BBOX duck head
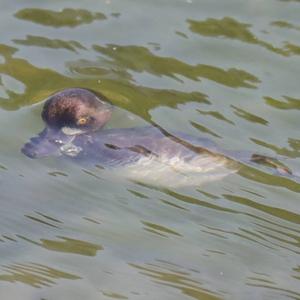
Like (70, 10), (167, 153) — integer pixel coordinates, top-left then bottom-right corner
(22, 88), (113, 158)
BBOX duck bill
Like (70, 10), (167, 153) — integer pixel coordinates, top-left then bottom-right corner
(21, 127), (73, 159)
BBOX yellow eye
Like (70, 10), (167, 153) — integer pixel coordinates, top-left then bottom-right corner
(78, 117), (88, 125)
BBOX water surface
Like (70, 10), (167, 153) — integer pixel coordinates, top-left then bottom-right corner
(0, 0), (300, 299)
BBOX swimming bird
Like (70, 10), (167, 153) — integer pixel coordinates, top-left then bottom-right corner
(21, 88), (293, 186)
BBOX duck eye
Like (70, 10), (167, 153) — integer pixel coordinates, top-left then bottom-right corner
(78, 117), (88, 125)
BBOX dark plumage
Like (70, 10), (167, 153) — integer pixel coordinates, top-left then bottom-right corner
(21, 88), (295, 186)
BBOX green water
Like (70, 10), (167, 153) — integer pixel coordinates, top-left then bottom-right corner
(0, 0), (300, 299)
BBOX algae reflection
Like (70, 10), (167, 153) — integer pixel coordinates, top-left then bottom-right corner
(0, 262), (80, 288)
(0, 43), (209, 116)
(18, 234), (103, 256)
(130, 262), (222, 300)
(93, 44), (260, 89)
(15, 8), (106, 28)
(188, 17), (300, 57)
(13, 35), (86, 53)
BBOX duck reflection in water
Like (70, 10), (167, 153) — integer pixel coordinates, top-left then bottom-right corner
(22, 88), (295, 186)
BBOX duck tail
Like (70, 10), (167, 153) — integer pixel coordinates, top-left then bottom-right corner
(250, 154), (293, 177)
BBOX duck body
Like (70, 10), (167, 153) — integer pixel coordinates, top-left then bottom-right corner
(22, 88), (294, 186)
(70, 126), (235, 185)
(69, 126), (218, 165)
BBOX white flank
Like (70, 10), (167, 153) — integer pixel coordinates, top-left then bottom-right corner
(116, 153), (237, 187)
